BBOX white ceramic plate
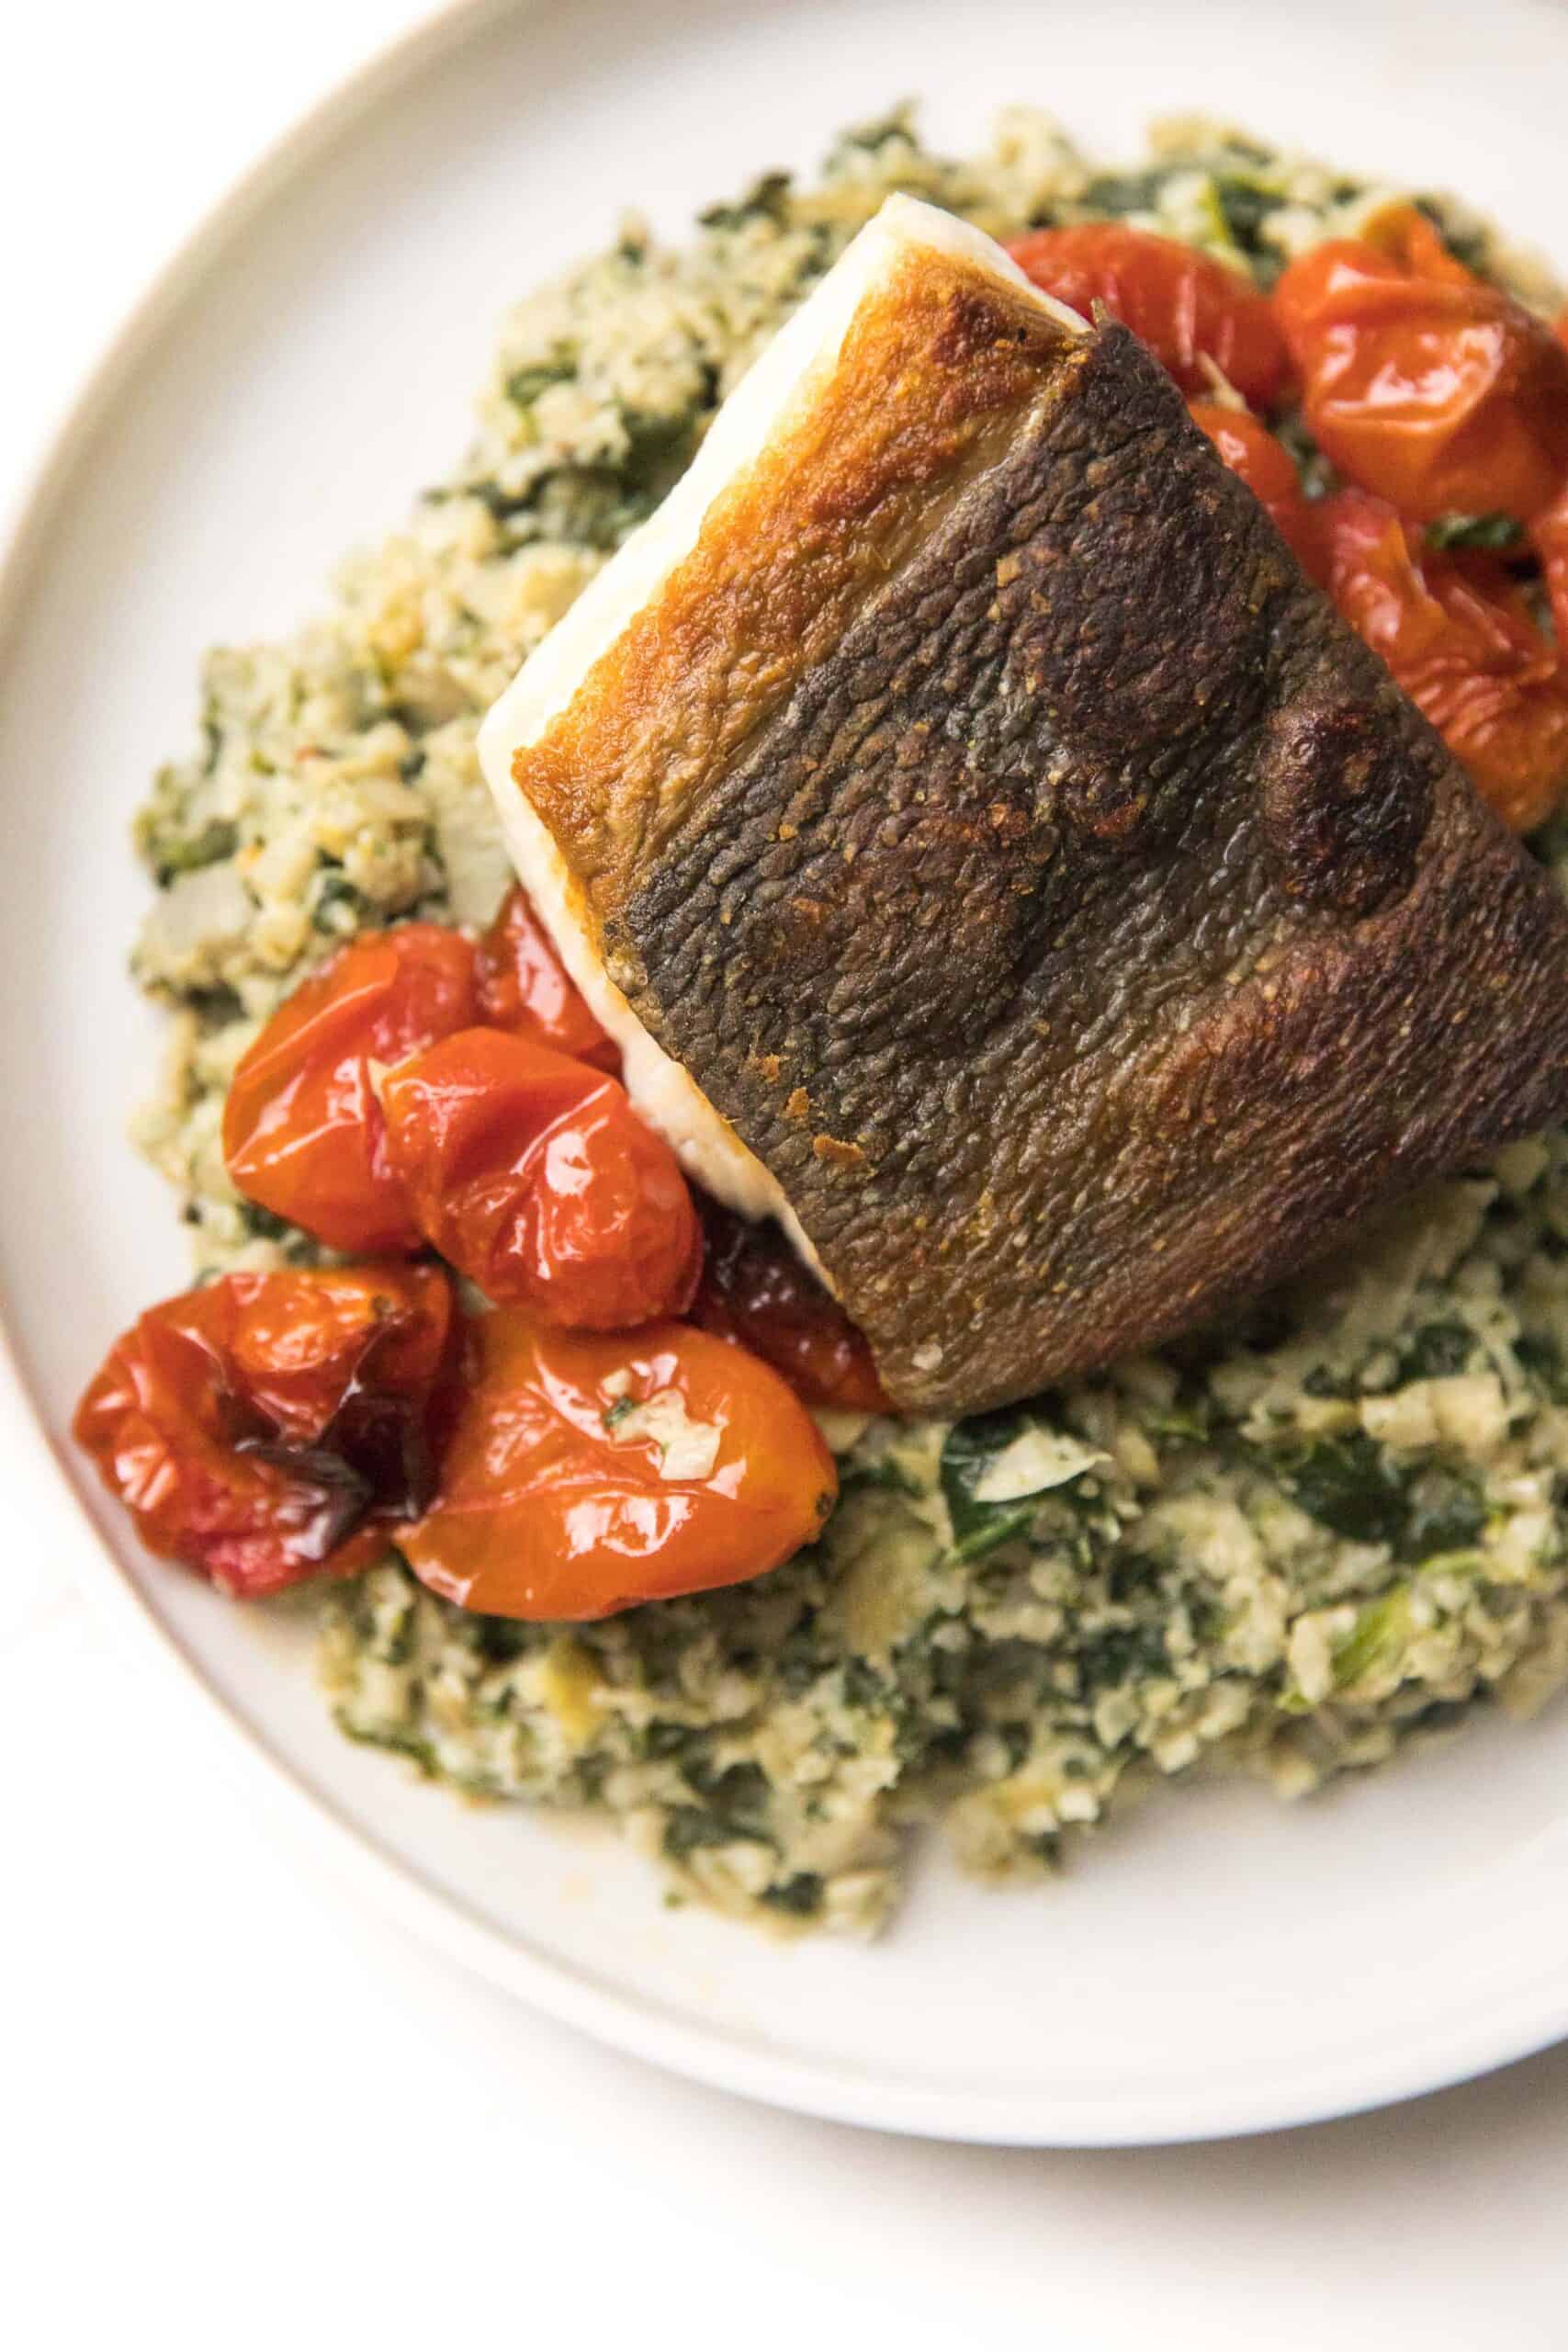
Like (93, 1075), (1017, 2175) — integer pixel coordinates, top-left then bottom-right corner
(8, 0), (1568, 2147)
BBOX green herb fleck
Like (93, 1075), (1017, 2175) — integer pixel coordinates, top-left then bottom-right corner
(1400, 1321), (1475, 1379)
(1425, 513), (1525, 552)
(699, 172), (793, 232)
(1278, 1430), (1410, 1549)
(760, 1872), (824, 1918)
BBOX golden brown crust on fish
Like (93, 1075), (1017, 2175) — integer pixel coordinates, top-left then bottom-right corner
(509, 313), (1568, 1415)
(514, 250), (1084, 930)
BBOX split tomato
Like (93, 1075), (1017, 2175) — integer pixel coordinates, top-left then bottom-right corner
(691, 1196), (890, 1413)
(400, 1311), (838, 1619)
(382, 1026), (702, 1329)
(73, 1264), (457, 1597)
(1272, 204), (1568, 523)
(1315, 488), (1568, 833)
(1007, 221), (1292, 406)
(475, 882), (619, 1074)
(223, 923), (479, 1253)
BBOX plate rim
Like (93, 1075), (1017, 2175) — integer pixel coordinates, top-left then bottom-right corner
(8, 0), (1568, 2146)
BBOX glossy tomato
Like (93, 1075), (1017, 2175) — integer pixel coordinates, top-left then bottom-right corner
(73, 1264), (457, 1597)
(1272, 204), (1568, 523)
(1007, 222), (1292, 406)
(400, 1310), (838, 1619)
(382, 1026), (702, 1329)
(691, 1196), (890, 1413)
(1316, 488), (1568, 832)
(1187, 401), (1325, 579)
(223, 923), (479, 1253)
(475, 881), (619, 1074)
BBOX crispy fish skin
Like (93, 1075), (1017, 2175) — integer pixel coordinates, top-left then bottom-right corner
(510, 288), (1568, 1414)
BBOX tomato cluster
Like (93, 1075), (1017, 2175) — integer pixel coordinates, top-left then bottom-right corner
(1011, 210), (1568, 834)
(77, 883), (863, 1618)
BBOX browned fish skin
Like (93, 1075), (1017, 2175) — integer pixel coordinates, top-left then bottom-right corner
(515, 317), (1568, 1415)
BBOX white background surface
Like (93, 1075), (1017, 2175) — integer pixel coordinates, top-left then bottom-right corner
(6, 3), (1568, 2344)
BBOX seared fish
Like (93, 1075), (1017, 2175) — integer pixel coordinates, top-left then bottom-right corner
(479, 195), (1568, 1416)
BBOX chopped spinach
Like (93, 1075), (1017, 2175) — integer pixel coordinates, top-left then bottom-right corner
(1400, 1321), (1476, 1379)
(470, 1616), (534, 1667)
(311, 869), (367, 929)
(940, 1411), (1045, 1560)
(1516, 1332), (1568, 1399)
(1404, 1475), (1485, 1558)
(662, 1806), (771, 1860)
(1425, 513), (1525, 552)
(700, 172), (794, 232)
(1279, 1429), (1485, 1563)
(1213, 175), (1281, 254)
(1077, 169), (1168, 219)
(238, 1202), (297, 1245)
(1331, 1585), (1412, 1690)
(504, 351), (578, 409)
(150, 817), (239, 888)
(1277, 1430), (1411, 1548)
(1077, 1622), (1170, 1694)
(829, 110), (915, 160)
(760, 1872), (825, 1918)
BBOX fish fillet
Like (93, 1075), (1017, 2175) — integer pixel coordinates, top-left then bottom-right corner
(479, 194), (1568, 1415)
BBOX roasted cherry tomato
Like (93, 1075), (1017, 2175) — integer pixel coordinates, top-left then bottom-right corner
(223, 923), (479, 1254)
(73, 1265), (457, 1597)
(691, 1196), (890, 1413)
(475, 882), (619, 1074)
(1007, 222), (1292, 406)
(1316, 488), (1568, 832)
(400, 1310), (838, 1619)
(1272, 204), (1568, 523)
(382, 1026), (702, 1329)
(1187, 400), (1325, 579)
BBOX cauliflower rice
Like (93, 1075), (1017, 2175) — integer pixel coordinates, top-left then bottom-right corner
(130, 110), (1568, 1934)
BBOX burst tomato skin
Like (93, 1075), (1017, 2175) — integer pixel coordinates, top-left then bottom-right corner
(400, 1311), (838, 1620)
(1316, 487), (1568, 832)
(72, 1264), (457, 1597)
(223, 924), (479, 1254)
(1272, 204), (1568, 523)
(382, 1026), (702, 1329)
(1186, 400), (1325, 579)
(1007, 222), (1292, 405)
(475, 882), (619, 1074)
(690, 1197), (890, 1413)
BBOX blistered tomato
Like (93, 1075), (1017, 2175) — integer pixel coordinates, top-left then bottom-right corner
(382, 1026), (702, 1329)
(223, 924), (479, 1253)
(1272, 204), (1568, 522)
(691, 1197), (890, 1413)
(400, 1310), (838, 1619)
(1187, 400), (1325, 579)
(475, 882), (619, 1074)
(1317, 488), (1568, 832)
(1007, 222), (1292, 406)
(72, 1264), (457, 1596)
